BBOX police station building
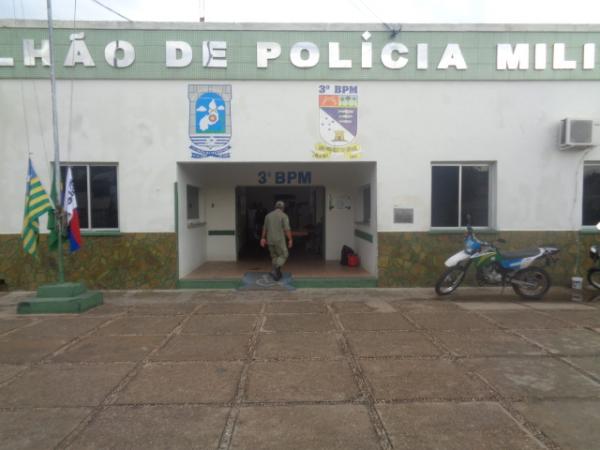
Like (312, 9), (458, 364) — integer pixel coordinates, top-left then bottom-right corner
(1, 21), (600, 290)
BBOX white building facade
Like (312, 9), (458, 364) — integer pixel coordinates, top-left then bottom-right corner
(1, 21), (599, 289)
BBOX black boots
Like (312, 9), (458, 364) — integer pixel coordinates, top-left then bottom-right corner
(271, 266), (282, 281)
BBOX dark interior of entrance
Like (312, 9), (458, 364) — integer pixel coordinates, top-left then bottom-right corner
(236, 186), (325, 261)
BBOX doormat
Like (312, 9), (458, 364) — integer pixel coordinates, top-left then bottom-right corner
(237, 272), (295, 291)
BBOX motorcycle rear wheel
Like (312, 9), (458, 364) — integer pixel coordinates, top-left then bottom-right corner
(511, 267), (550, 300)
(588, 268), (600, 290)
(435, 267), (467, 296)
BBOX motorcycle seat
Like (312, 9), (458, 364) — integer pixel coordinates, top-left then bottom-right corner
(501, 248), (541, 259)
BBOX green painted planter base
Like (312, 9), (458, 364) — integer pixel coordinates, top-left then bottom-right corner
(17, 283), (103, 314)
(37, 282), (87, 298)
(177, 277), (377, 290)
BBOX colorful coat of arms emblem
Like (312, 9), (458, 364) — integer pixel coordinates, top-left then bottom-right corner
(188, 85), (232, 158)
(314, 84), (361, 159)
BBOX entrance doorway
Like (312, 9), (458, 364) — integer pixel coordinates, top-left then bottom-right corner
(235, 186), (325, 262)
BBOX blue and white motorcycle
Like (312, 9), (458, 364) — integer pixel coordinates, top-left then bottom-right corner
(435, 225), (560, 299)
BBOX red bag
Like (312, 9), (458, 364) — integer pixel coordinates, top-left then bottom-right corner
(347, 254), (360, 267)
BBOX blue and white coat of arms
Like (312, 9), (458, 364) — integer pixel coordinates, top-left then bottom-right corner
(188, 85), (232, 158)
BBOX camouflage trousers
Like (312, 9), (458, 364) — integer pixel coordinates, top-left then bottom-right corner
(268, 241), (289, 268)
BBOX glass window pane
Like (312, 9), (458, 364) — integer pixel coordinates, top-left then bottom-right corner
(431, 166), (459, 227)
(90, 166), (118, 228)
(60, 165), (88, 228)
(363, 185), (371, 223)
(583, 165), (600, 226)
(187, 185), (199, 220)
(461, 166), (489, 227)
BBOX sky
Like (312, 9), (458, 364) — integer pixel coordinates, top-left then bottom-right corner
(1, 0), (600, 24)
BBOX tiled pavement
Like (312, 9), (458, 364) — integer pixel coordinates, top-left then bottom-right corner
(0, 288), (599, 449)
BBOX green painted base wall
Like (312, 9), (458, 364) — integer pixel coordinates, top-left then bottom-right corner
(0, 233), (177, 290)
(378, 231), (597, 288)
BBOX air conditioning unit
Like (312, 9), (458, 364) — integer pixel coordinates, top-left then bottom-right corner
(559, 118), (599, 150)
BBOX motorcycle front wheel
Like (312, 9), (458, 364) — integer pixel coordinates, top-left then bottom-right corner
(588, 268), (600, 290)
(511, 267), (550, 299)
(435, 266), (467, 296)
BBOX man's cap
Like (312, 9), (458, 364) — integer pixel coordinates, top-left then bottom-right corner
(275, 200), (285, 209)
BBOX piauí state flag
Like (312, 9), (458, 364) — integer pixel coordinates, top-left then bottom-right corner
(22, 159), (53, 255)
(63, 167), (82, 252)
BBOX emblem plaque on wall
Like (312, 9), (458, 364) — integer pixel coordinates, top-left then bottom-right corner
(314, 84), (361, 159)
(188, 84), (232, 159)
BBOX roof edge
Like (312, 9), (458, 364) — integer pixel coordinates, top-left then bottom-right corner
(2, 20), (600, 32)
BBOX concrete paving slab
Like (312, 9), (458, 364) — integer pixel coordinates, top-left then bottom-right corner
(0, 407), (91, 450)
(151, 334), (251, 361)
(329, 301), (379, 313)
(262, 314), (335, 333)
(364, 299), (396, 313)
(245, 360), (359, 402)
(52, 335), (163, 363)
(66, 405), (229, 450)
(0, 364), (26, 383)
(518, 329), (600, 356)
(265, 301), (327, 314)
(387, 299), (461, 312)
(126, 291), (189, 302)
(480, 311), (573, 329)
(455, 302), (529, 311)
(361, 359), (493, 401)
(0, 337), (69, 364)
(82, 303), (129, 315)
(377, 401), (545, 450)
(523, 302), (595, 311)
(0, 306), (18, 318)
(197, 302), (263, 314)
(255, 332), (343, 359)
(230, 404), (380, 450)
(543, 310), (600, 328)
(116, 361), (243, 404)
(514, 400), (600, 450)
(0, 363), (134, 407)
(346, 331), (443, 357)
(0, 318), (33, 334)
(433, 330), (546, 357)
(337, 312), (414, 331)
(405, 311), (499, 331)
(564, 356), (600, 379)
(464, 357), (600, 399)
(126, 303), (197, 315)
(9, 317), (108, 338)
(94, 316), (182, 336)
(182, 314), (258, 334)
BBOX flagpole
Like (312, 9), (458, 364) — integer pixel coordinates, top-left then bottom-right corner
(46, 0), (65, 283)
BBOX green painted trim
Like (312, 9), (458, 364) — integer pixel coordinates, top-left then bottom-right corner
(177, 279), (241, 289)
(354, 229), (373, 243)
(293, 277), (378, 288)
(579, 228), (600, 234)
(208, 230), (235, 236)
(174, 182), (180, 281)
(80, 230), (122, 237)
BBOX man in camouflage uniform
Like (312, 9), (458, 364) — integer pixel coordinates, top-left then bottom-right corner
(260, 200), (293, 281)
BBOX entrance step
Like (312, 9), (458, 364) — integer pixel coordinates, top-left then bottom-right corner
(177, 276), (377, 289)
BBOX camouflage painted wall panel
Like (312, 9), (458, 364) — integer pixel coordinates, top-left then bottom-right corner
(378, 231), (596, 288)
(0, 233), (177, 290)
